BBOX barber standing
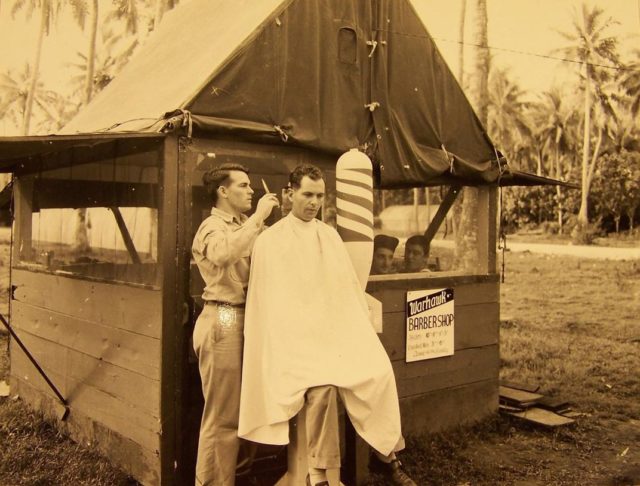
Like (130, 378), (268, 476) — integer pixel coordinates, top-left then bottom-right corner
(191, 163), (279, 486)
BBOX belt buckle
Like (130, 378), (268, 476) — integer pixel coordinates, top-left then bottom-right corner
(216, 302), (237, 330)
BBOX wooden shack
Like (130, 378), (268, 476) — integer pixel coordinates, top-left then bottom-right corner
(0, 1), (559, 484)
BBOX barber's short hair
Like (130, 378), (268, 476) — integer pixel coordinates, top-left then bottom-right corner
(289, 163), (324, 189)
(202, 163), (249, 204)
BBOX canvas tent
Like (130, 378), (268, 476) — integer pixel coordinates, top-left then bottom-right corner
(55, 0), (551, 189)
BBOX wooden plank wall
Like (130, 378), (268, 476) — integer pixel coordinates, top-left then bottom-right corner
(9, 268), (162, 485)
(367, 275), (500, 434)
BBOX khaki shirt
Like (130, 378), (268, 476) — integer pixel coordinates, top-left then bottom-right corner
(192, 207), (263, 304)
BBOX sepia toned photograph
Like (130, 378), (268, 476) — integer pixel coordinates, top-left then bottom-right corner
(0, 1), (638, 485)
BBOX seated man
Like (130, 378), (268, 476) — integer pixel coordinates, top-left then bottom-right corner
(239, 164), (415, 486)
(370, 234), (399, 275)
(402, 234), (431, 273)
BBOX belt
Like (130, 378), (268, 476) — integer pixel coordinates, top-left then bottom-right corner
(205, 300), (245, 309)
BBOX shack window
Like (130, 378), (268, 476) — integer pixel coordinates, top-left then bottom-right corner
(13, 156), (160, 288)
(371, 187), (474, 276)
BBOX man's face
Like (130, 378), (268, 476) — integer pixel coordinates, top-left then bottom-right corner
(372, 247), (395, 274)
(221, 170), (254, 213)
(290, 176), (325, 222)
(404, 244), (427, 272)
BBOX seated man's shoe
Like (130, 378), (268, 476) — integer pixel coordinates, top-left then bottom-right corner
(371, 457), (417, 486)
(306, 474), (330, 486)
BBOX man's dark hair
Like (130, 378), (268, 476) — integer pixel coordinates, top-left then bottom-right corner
(202, 163), (249, 205)
(405, 234), (429, 256)
(289, 163), (324, 189)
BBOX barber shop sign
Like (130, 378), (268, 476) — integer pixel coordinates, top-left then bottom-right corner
(405, 288), (455, 362)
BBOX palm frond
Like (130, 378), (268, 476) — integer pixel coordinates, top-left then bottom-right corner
(69, 0), (89, 29)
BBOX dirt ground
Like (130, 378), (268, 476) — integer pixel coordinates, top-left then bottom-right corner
(1, 243), (639, 485)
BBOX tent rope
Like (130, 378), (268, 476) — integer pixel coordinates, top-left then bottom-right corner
(364, 102), (380, 112)
(181, 110), (193, 138)
(366, 40), (378, 57)
(273, 125), (289, 142)
(441, 144), (454, 174)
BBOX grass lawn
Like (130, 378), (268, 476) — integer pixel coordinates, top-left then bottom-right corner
(1, 245), (639, 485)
(369, 251), (640, 485)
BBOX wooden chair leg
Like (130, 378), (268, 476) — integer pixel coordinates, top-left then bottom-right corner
(275, 408), (344, 486)
(343, 417), (370, 486)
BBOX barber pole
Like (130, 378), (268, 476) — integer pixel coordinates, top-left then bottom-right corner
(336, 149), (383, 333)
(336, 148), (374, 289)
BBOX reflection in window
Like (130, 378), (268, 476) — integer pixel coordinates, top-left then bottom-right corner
(372, 187), (462, 275)
(15, 158), (160, 287)
(27, 207), (158, 285)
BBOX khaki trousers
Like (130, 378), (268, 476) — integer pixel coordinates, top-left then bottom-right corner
(193, 303), (245, 486)
(305, 385), (341, 469)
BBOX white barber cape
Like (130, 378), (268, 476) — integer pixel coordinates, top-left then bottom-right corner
(238, 213), (403, 456)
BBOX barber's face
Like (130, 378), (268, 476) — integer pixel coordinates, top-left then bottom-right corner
(404, 244), (427, 272)
(290, 176), (325, 222)
(372, 247), (394, 274)
(219, 170), (254, 213)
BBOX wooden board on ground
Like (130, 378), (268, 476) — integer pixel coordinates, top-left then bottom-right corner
(499, 380), (541, 393)
(505, 406), (575, 427)
(537, 396), (572, 412)
(499, 385), (544, 405)
(499, 403), (524, 413)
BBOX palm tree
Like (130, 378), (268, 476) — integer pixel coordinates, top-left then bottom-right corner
(110, 0), (142, 35)
(621, 49), (640, 117)
(455, 0), (489, 271)
(0, 63), (59, 132)
(83, 0), (99, 104)
(531, 88), (579, 232)
(556, 3), (620, 230)
(457, 0), (467, 85)
(11, 0), (62, 134)
(68, 23), (139, 100)
(487, 68), (531, 165)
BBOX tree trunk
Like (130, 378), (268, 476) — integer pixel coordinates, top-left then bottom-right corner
(413, 188), (420, 233)
(83, 0), (99, 105)
(614, 215), (620, 233)
(555, 146), (563, 233)
(536, 147), (543, 176)
(458, 0), (467, 85)
(73, 208), (91, 254)
(455, 0), (488, 271)
(22, 6), (47, 135)
(578, 63), (591, 226)
(424, 187), (431, 227)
